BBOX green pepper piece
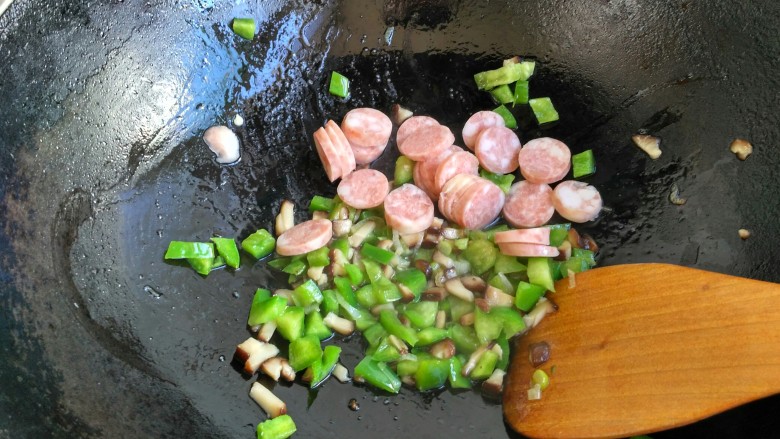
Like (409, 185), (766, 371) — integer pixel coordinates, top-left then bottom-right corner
(489, 84), (514, 104)
(331, 238), (350, 260)
(281, 258), (307, 276)
(333, 276), (358, 307)
(372, 277), (401, 304)
(394, 155), (415, 186)
(344, 263), (365, 286)
(308, 345), (341, 388)
(241, 229), (276, 260)
(565, 256), (591, 273)
(470, 349), (499, 380)
(369, 337), (401, 362)
(414, 247), (434, 262)
(547, 223), (571, 247)
(329, 71), (350, 98)
(362, 259), (383, 283)
(353, 356), (401, 393)
(305, 311), (333, 341)
(288, 335), (323, 371)
(490, 307), (527, 337)
(513, 80), (529, 105)
(248, 293), (287, 326)
(448, 356), (472, 389)
(379, 310), (418, 347)
(572, 149), (596, 179)
(572, 248), (597, 267)
(309, 195), (334, 212)
(402, 301), (438, 329)
(361, 243), (395, 265)
(210, 238), (240, 268)
(415, 357), (450, 391)
(165, 241), (215, 259)
(362, 323), (388, 347)
(448, 296), (475, 323)
(292, 279), (323, 308)
(551, 260), (566, 281)
(515, 281), (546, 312)
(396, 357), (419, 377)
(416, 327), (449, 346)
(355, 284), (377, 309)
(461, 239), (498, 275)
(479, 169), (515, 194)
(276, 306), (305, 341)
(256, 414), (296, 439)
(528, 257), (555, 292)
(395, 268), (426, 299)
(493, 104), (517, 129)
(306, 246), (330, 267)
(334, 291), (372, 323)
(231, 18), (256, 40)
(495, 332), (510, 371)
(449, 324), (480, 355)
(474, 307), (503, 344)
(493, 253), (527, 274)
(320, 289), (339, 316)
(529, 97), (560, 125)
(474, 62), (534, 90)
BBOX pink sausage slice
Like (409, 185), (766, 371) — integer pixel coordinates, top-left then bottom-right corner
(497, 242), (560, 258)
(324, 120), (356, 177)
(337, 169), (390, 209)
(384, 184), (435, 234)
(350, 141), (387, 165)
(277, 219), (334, 256)
(494, 227), (551, 245)
(341, 108), (392, 148)
(396, 116), (439, 147)
(438, 173), (480, 225)
(475, 126), (522, 174)
(502, 181), (555, 228)
(415, 145), (461, 200)
(434, 150), (479, 193)
(453, 177), (505, 230)
(313, 127), (341, 182)
(462, 111), (505, 150)
(398, 124), (455, 162)
(552, 180), (603, 223)
(518, 137), (571, 184)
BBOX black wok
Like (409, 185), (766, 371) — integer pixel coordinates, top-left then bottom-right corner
(1, 0), (779, 437)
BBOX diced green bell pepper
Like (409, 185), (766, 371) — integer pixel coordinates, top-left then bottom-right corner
(256, 414), (296, 439)
(461, 239), (498, 275)
(165, 241), (215, 259)
(529, 97), (559, 125)
(515, 281), (546, 312)
(308, 345), (341, 388)
(354, 356), (401, 393)
(309, 195), (334, 212)
(276, 306), (305, 341)
(470, 349), (499, 380)
(479, 169), (515, 194)
(528, 257), (555, 292)
(493, 104), (517, 129)
(416, 327), (449, 346)
(210, 237), (240, 268)
(288, 335), (323, 371)
(449, 324), (480, 355)
(306, 246), (330, 267)
(305, 311), (333, 340)
(493, 253), (527, 274)
(415, 358), (450, 391)
(361, 243), (395, 265)
(513, 80), (529, 105)
(241, 229), (276, 259)
(329, 71), (350, 98)
(448, 356), (472, 389)
(379, 310), (418, 347)
(402, 301), (438, 329)
(394, 156), (415, 186)
(395, 268), (427, 299)
(248, 292), (287, 326)
(292, 280), (323, 308)
(490, 84), (514, 104)
(231, 18), (256, 40)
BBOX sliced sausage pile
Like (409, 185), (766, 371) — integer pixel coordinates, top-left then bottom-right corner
(306, 106), (603, 256)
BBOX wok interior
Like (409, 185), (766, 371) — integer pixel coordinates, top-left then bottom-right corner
(0, 0), (778, 437)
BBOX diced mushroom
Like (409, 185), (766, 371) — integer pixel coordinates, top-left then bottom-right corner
(485, 286), (514, 308)
(203, 125), (241, 164)
(332, 219), (353, 237)
(528, 341), (551, 367)
(430, 339), (456, 359)
(257, 322), (277, 342)
(387, 335), (409, 355)
(382, 264), (395, 278)
(435, 310), (447, 329)
(260, 357), (285, 381)
(249, 381), (287, 418)
(523, 297), (558, 329)
(349, 220), (376, 247)
(739, 228), (751, 240)
(555, 240), (572, 261)
(422, 232), (440, 248)
(503, 56), (521, 66)
(421, 286), (447, 301)
(441, 227), (465, 240)
(400, 231), (424, 248)
(332, 363), (351, 383)
(568, 269), (577, 288)
(632, 134), (662, 159)
(307, 265), (325, 281)
(433, 251), (455, 268)
(430, 217), (444, 230)
(730, 138), (753, 160)
(274, 289), (295, 305)
(444, 277), (475, 302)
(235, 338), (281, 375)
(312, 210), (328, 220)
(324, 312), (356, 335)
(474, 298), (491, 313)
(459, 275), (487, 293)
(462, 345), (488, 377)
(481, 369), (506, 399)
(371, 303), (395, 316)
(401, 376), (416, 387)
(459, 312), (475, 326)
(329, 248), (348, 277)
(275, 200), (295, 236)
(391, 104), (414, 125)
(398, 283), (416, 303)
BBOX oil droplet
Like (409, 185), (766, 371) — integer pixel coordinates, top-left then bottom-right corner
(144, 285), (163, 298)
(218, 355), (226, 362)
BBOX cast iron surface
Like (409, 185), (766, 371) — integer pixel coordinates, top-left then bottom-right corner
(1, 0), (778, 438)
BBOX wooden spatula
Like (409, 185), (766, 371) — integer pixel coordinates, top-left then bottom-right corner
(504, 263), (780, 439)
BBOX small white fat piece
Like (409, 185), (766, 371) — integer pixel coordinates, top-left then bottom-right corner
(233, 114), (244, 127)
(203, 125), (240, 164)
(632, 134), (662, 159)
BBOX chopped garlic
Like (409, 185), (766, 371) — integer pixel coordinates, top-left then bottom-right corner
(203, 125), (240, 164)
(738, 229), (751, 240)
(632, 134), (662, 159)
(730, 138), (752, 160)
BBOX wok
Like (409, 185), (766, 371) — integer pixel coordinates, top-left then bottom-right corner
(1, 0), (778, 437)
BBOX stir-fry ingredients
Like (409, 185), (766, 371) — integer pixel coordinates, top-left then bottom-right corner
(571, 149), (596, 179)
(329, 71), (350, 98)
(668, 183), (687, 205)
(232, 18), (257, 40)
(632, 134), (662, 159)
(729, 138), (753, 161)
(739, 228), (751, 240)
(255, 414), (296, 439)
(528, 97), (559, 125)
(203, 125), (241, 164)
